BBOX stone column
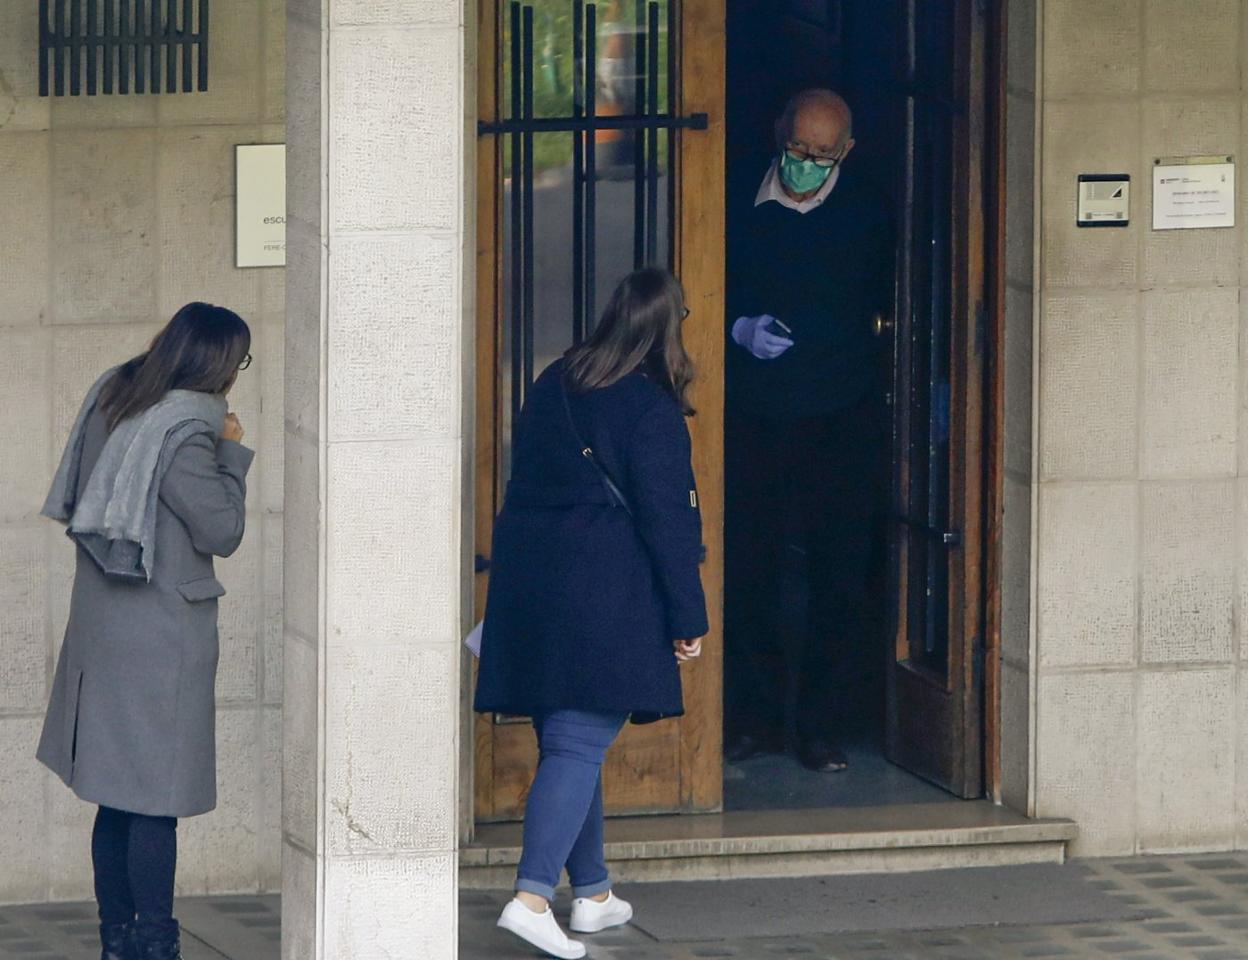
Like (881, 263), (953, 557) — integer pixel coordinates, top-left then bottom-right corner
(284, 1), (470, 956)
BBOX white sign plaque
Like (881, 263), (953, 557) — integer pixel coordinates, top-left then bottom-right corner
(236, 144), (287, 267)
(1152, 155), (1235, 231)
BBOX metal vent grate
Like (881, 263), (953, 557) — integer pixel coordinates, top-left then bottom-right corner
(39, 0), (209, 97)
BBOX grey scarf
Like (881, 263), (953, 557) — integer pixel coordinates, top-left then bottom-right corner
(43, 368), (228, 582)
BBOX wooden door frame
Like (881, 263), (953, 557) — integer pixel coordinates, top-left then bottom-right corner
(466, 0), (1010, 832)
(885, 0), (1012, 800)
(673, 0), (727, 813)
(469, 0), (727, 825)
(472, 0), (502, 828)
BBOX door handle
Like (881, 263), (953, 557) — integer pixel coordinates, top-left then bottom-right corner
(475, 553), (491, 573)
(894, 515), (961, 548)
(872, 312), (895, 337)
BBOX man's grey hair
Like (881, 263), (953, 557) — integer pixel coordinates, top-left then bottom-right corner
(775, 88), (854, 150)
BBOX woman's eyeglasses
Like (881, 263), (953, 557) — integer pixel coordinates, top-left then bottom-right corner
(681, 306), (691, 320)
(784, 142), (847, 169)
(238, 353), (253, 371)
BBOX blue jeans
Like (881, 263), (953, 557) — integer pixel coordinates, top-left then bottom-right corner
(515, 710), (628, 901)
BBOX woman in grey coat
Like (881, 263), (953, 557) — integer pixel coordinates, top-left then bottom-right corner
(37, 303), (254, 960)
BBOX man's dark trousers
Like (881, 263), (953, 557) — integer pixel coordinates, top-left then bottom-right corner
(724, 394), (883, 747)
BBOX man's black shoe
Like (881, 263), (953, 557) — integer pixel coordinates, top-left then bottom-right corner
(797, 738), (849, 773)
(724, 730), (783, 763)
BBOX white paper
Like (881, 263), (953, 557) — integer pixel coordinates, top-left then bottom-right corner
(1153, 158), (1235, 231)
(464, 620), (484, 658)
(236, 144), (287, 267)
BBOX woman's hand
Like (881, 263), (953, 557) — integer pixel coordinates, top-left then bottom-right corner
(673, 637), (703, 662)
(222, 413), (245, 443)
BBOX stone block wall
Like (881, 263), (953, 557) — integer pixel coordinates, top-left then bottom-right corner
(1033, 0), (1248, 856)
(0, 1), (285, 902)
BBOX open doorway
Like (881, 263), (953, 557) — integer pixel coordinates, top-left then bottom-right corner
(471, 0), (996, 826)
(721, 0), (992, 811)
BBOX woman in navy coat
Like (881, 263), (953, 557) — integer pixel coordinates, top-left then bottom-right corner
(475, 268), (708, 959)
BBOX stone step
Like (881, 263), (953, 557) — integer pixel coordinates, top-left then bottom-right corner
(460, 801), (1077, 888)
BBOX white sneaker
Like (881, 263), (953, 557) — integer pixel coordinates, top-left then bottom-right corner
(569, 891), (634, 934)
(497, 898), (587, 959)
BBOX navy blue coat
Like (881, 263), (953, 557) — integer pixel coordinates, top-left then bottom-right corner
(474, 360), (709, 722)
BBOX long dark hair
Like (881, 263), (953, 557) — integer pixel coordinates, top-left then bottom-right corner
(98, 302), (251, 432)
(564, 268), (696, 414)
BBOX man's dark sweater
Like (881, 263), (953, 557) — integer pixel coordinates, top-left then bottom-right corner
(727, 168), (895, 419)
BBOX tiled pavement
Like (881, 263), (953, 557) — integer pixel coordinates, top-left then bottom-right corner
(6, 855), (1248, 959)
(0, 897), (281, 960)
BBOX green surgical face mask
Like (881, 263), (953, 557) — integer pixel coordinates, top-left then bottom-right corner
(779, 150), (834, 194)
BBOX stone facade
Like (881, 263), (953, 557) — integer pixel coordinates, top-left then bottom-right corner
(6, 0), (1248, 948)
(0, 0), (285, 904)
(1032, 0), (1248, 856)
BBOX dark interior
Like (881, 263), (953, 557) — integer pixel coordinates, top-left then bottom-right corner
(722, 0), (951, 810)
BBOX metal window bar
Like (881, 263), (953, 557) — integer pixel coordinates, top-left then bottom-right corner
(632, 0), (647, 269)
(480, 112), (704, 135)
(509, 1), (523, 433)
(134, 0), (145, 92)
(70, 0), (80, 96)
(86, 0), (97, 94)
(147, 0), (159, 93)
(521, 6), (536, 397)
(166, 0), (178, 92)
(645, 1), (660, 264)
(101, 0), (113, 91)
(39, 0), (208, 96)
(584, 1), (598, 337)
(486, 0), (708, 428)
(571, 0), (586, 345)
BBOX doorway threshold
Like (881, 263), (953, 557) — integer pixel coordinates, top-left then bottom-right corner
(461, 801), (1077, 888)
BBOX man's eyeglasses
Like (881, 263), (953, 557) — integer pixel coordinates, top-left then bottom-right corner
(784, 142), (847, 169)
(238, 353), (253, 371)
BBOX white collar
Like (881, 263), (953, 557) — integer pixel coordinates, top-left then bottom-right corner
(754, 158), (841, 213)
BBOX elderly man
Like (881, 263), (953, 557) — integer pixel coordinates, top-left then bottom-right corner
(725, 88), (894, 774)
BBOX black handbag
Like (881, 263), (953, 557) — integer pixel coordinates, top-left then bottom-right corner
(560, 376), (633, 517)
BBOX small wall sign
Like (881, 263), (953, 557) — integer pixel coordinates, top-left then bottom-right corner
(1152, 155), (1235, 231)
(1077, 174), (1130, 227)
(236, 144), (287, 268)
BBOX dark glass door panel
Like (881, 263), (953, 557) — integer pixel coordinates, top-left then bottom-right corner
(903, 96), (955, 672)
(885, 0), (986, 799)
(896, 0), (958, 677)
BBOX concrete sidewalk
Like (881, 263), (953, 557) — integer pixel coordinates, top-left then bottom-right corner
(462, 853), (1248, 959)
(3, 854), (1248, 959)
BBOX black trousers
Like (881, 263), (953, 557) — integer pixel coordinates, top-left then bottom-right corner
(724, 398), (885, 743)
(92, 806), (179, 941)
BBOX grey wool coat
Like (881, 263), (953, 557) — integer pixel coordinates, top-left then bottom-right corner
(37, 404), (253, 818)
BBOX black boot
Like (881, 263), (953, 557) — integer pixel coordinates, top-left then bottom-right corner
(99, 922), (136, 960)
(134, 920), (182, 960)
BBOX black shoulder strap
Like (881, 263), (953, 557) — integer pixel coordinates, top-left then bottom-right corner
(560, 375), (633, 517)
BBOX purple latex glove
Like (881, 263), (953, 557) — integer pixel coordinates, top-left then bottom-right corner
(732, 314), (794, 360)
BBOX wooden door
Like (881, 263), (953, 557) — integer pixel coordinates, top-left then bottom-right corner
(883, 0), (989, 798)
(473, 0), (725, 822)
